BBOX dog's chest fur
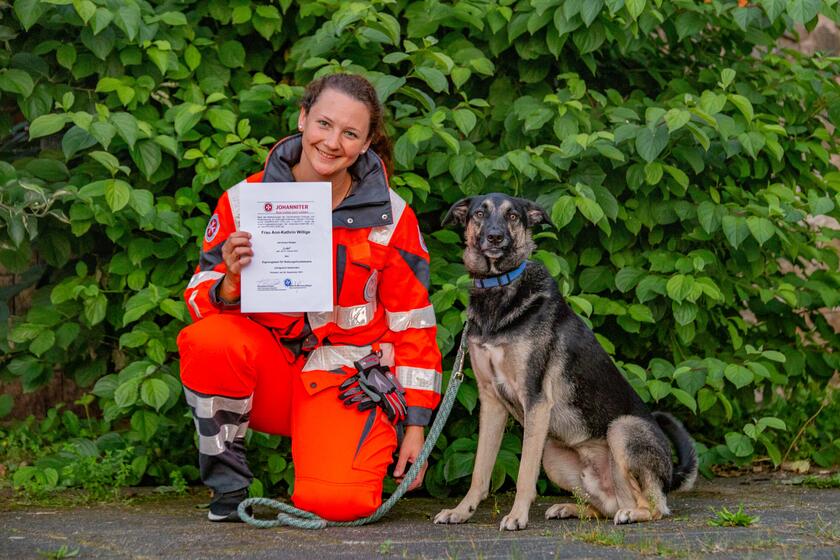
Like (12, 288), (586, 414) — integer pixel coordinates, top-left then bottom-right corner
(469, 338), (531, 421)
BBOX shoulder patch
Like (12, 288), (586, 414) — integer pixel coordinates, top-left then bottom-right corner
(418, 225), (428, 254)
(204, 214), (220, 243)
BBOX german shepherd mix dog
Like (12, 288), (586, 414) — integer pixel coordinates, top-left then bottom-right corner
(434, 193), (697, 531)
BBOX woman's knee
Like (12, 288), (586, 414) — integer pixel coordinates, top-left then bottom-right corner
(177, 314), (268, 395)
(292, 477), (382, 521)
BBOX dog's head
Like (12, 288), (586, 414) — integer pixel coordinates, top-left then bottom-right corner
(442, 193), (552, 276)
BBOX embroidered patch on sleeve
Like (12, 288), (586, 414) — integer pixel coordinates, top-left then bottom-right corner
(204, 214), (220, 243)
(417, 225), (429, 254)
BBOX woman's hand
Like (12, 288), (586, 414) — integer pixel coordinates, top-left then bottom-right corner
(219, 231), (253, 302)
(393, 425), (427, 491)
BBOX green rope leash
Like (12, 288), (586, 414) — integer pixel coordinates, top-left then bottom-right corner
(239, 324), (470, 529)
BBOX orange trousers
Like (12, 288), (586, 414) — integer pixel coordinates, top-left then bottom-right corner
(178, 314), (398, 521)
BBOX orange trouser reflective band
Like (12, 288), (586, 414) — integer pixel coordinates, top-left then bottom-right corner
(178, 314), (398, 521)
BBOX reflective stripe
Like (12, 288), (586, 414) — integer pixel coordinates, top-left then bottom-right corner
(307, 302), (376, 331)
(386, 304), (436, 332)
(302, 345), (377, 372)
(368, 190), (407, 246)
(188, 290), (202, 319)
(187, 270), (224, 290)
(396, 366), (441, 393)
(227, 181), (245, 230)
(197, 421), (249, 456)
(185, 388), (252, 418)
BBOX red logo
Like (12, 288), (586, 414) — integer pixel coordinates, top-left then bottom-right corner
(204, 214), (220, 242)
(264, 202), (273, 212)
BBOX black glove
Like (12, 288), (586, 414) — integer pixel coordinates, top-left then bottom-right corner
(338, 353), (407, 424)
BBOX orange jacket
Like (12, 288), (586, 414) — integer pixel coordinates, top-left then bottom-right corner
(184, 135), (442, 425)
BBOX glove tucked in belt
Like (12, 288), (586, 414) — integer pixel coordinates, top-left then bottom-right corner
(338, 353), (407, 424)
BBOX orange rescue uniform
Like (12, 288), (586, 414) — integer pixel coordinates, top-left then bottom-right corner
(178, 135), (442, 520)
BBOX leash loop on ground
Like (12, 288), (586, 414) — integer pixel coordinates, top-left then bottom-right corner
(239, 323), (470, 529)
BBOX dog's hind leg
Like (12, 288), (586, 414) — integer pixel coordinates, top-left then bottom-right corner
(499, 398), (552, 531)
(433, 389), (508, 525)
(606, 416), (670, 525)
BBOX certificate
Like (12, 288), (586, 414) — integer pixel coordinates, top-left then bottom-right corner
(239, 182), (333, 313)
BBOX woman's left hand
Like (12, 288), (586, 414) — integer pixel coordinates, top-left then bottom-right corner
(393, 425), (427, 491)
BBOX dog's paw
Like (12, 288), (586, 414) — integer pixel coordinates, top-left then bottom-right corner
(613, 508), (652, 525)
(433, 508), (473, 524)
(545, 504), (577, 520)
(499, 511), (529, 531)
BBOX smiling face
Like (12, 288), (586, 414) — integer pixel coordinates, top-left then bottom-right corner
(443, 194), (552, 276)
(296, 88), (373, 181)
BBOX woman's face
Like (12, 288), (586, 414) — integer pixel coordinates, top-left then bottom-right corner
(297, 88), (372, 180)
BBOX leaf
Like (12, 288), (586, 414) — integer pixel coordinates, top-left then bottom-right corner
(131, 410), (159, 440)
(551, 196), (576, 229)
(576, 197), (604, 224)
(666, 274), (694, 303)
(786, 0), (819, 23)
(727, 94), (754, 122)
(722, 215), (750, 249)
(219, 40), (246, 68)
(615, 268), (645, 293)
(14, 0), (46, 31)
(140, 378), (170, 411)
(0, 69), (34, 97)
(29, 330), (56, 357)
(664, 109), (691, 133)
(110, 112), (139, 149)
(83, 293), (107, 326)
(452, 109), (477, 136)
(207, 107), (237, 133)
(414, 67), (448, 93)
(724, 364), (754, 389)
(670, 388), (697, 413)
(746, 216), (774, 246)
(625, 0), (646, 19)
(105, 179), (132, 212)
(697, 201), (721, 233)
(114, 378), (140, 408)
(635, 125), (669, 163)
(29, 114), (70, 139)
(647, 379), (670, 401)
(580, 0), (603, 26)
(131, 140), (162, 179)
(115, 3), (141, 40)
(725, 432), (754, 457)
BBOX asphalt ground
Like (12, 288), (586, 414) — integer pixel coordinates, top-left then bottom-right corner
(2, 474), (839, 559)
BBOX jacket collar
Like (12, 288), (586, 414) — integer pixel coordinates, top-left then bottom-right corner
(262, 134), (393, 229)
(473, 261), (528, 289)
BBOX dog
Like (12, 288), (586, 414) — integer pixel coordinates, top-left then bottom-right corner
(433, 193), (697, 530)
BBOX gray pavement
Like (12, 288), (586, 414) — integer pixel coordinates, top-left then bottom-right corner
(1, 475), (839, 559)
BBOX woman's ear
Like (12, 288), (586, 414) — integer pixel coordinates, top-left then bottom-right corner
(297, 110), (306, 132)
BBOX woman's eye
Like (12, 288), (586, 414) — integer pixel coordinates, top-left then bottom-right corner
(344, 131), (358, 138)
(318, 120), (329, 127)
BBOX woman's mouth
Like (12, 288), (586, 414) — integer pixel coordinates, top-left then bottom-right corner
(316, 147), (339, 160)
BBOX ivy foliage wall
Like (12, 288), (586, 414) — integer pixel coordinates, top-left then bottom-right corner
(2, 0), (840, 496)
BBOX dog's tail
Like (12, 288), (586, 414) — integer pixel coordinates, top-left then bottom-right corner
(653, 411), (698, 493)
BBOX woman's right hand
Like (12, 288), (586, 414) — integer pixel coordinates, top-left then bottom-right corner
(219, 231), (253, 301)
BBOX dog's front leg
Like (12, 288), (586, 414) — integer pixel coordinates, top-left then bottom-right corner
(434, 390), (508, 524)
(500, 399), (552, 531)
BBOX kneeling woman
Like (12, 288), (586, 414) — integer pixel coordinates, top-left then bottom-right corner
(178, 74), (442, 522)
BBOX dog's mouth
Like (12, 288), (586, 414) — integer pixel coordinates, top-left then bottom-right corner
(480, 246), (506, 259)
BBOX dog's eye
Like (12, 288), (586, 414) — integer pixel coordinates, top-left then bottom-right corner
(474, 210), (485, 218)
(507, 213), (519, 222)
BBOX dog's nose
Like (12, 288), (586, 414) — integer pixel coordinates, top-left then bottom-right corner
(486, 233), (504, 245)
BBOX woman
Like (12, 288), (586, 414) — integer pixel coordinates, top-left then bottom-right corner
(178, 74), (442, 522)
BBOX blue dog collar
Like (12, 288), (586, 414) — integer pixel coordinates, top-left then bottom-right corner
(473, 261), (528, 289)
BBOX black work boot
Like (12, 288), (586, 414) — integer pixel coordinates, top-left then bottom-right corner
(208, 488), (250, 522)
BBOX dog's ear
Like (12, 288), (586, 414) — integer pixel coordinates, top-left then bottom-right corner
(442, 197), (473, 227)
(524, 201), (553, 228)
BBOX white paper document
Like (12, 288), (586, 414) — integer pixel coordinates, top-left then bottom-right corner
(239, 182), (333, 313)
